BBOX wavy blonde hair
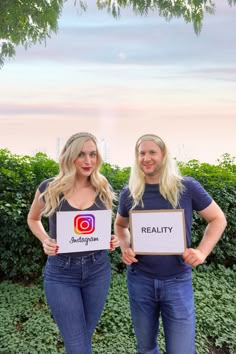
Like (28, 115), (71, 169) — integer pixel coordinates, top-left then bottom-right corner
(129, 134), (184, 209)
(41, 132), (115, 216)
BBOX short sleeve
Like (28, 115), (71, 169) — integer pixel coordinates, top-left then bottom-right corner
(117, 186), (132, 218)
(186, 177), (213, 211)
(38, 178), (54, 194)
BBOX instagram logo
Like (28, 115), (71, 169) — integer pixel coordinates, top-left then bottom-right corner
(74, 214), (95, 235)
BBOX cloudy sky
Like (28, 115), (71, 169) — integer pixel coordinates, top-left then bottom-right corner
(0, 0), (235, 167)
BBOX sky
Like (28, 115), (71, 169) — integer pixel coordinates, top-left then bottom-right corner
(0, 0), (235, 167)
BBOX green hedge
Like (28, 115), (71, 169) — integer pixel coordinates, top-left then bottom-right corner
(0, 266), (235, 353)
(0, 149), (235, 281)
(0, 150), (59, 281)
(178, 154), (236, 267)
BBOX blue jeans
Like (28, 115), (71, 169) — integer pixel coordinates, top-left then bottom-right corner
(127, 267), (195, 354)
(44, 250), (111, 354)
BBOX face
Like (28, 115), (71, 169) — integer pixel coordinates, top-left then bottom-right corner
(137, 140), (165, 180)
(74, 140), (98, 178)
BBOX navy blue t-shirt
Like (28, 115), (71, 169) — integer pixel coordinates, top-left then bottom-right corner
(38, 178), (108, 257)
(118, 177), (212, 279)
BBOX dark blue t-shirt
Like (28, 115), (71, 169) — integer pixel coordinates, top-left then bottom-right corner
(38, 178), (108, 257)
(118, 177), (212, 279)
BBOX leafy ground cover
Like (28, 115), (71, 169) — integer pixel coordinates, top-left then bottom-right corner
(0, 266), (235, 354)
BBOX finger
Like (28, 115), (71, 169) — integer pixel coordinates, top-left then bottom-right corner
(43, 241), (58, 256)
(182, 248), (193, 259)
(191, 260), (200, 267)
(124, 248), (135, 257)
(184, 256), (195, 265)
(122, 254), (138, 264)
(110, 240), (119, 248)
(122, 255), (132, 265)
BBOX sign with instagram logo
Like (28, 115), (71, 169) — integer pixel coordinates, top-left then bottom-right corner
(56, 210), (112, 253)
(74, 214), (95, 235)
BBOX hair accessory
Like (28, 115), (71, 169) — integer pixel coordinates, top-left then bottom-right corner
(64, 132), (97, 150)
(136, 134), (165, 147)
(76, 132), (97, 140)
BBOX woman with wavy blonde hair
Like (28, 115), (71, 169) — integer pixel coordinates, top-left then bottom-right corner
(41, 132), (114, 216)
(28, 132), (119, 354)
(114, 133), (226, 354)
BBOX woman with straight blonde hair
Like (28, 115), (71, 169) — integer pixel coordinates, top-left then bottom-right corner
(114, 133), (226, 354)
(28, 132), (119, 354)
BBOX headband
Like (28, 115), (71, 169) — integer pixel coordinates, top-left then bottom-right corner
(64, 132), (97, 150)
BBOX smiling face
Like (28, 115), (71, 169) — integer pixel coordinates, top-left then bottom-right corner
(74, 139), (98, 179)
(137, 140), (165, 183)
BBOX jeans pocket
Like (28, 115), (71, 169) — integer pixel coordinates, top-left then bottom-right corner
(127, 264), (137, 276)
(46, 255), (70, 270)
(93, 250), (109, 264)
(175, 271), (192, 281)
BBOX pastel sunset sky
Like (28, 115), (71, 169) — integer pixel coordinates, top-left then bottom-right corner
(0, 0), (235, 167)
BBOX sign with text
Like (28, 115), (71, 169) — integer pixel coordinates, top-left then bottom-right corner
(56, 210), (112, 253)
(130, 209), (186, 255)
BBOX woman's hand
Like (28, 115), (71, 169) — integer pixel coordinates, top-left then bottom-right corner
(110, 234), (120, 251)
(121, 247), (138, 265)
(42, 237), (59, 256)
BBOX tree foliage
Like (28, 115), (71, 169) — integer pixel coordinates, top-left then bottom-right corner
(1, 0), (235, 66)
(96, 0), (216, 34)
(0, 0), (64, 67)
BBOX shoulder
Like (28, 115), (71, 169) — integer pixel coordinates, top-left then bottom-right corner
(182, 176), (212, 211)
(117, 186), (132, 217)
(182, 176), (204, 190)
(38, 177), (54, 194)
(119, 185), (130, 199)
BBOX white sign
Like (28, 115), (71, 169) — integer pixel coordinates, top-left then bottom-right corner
(130, 209), (186, 255)
(56, 210), (112, 253)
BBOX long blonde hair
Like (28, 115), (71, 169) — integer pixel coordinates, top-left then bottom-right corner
(129, 134), (184, 209)
(41, 132), (115, 216)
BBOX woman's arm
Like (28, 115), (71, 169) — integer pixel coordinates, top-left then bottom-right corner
(27, 189), (58, 255)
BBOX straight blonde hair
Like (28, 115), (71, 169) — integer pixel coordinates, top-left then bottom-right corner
(40, 132), (115, 216)
(129, 134), (184, 209)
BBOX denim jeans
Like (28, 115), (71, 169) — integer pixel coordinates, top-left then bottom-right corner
(127, 266), (195, 354)
(44, 250), (111, 354)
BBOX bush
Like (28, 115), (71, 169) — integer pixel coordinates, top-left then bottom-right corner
(0, 150), (58, 281)
(193, 264), (236, 354)
(179, 154), (236, 267)
(0, 149), (235, 281)
(0, 267), (235, 353)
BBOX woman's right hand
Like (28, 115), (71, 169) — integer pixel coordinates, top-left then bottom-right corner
(121, 247), (138, 265)
(42, 238), (59, 256)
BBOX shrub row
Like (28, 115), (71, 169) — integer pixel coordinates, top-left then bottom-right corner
(0, 149), (235, 281)
(0, 266), (235, 353)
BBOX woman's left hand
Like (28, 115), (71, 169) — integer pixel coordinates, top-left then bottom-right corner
(110, 234), (120, 251)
